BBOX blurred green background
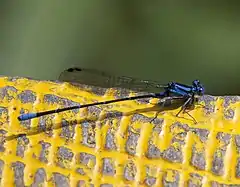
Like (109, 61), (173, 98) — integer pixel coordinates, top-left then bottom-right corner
(0, 1), (239, 95)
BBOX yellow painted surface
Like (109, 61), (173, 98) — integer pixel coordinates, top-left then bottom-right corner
(0, 77), (238, 186)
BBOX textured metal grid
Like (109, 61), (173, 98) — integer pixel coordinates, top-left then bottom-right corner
(0, 77), (239, 186)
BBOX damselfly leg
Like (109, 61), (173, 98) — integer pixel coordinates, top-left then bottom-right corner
(175, 94), (198, 123)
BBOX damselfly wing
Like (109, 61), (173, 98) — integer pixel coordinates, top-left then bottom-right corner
(58, 67), (167, 93)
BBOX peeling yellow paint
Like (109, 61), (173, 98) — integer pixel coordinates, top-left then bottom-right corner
(0, 77), (239, 186)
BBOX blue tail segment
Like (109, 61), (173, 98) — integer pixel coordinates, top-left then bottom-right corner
(18, 113), (37, 121)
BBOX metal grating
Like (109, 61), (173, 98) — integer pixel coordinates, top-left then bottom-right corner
(0, 77), (239, 186)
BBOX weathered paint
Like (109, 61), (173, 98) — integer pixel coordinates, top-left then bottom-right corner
(0, 76), (239, 186)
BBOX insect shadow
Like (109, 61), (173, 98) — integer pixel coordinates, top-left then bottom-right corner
(3, 98), (202, 142)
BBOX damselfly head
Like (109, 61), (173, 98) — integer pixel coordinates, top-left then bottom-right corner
(192, 79), (204, 95)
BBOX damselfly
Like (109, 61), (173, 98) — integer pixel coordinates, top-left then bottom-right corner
(18, 67), (205, 122)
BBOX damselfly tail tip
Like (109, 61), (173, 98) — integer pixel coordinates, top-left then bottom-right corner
(18, 113), (37, 121)
(17, 116), (21, 121)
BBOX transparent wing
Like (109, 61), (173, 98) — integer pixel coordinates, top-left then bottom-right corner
(58, 67), (167, 93)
